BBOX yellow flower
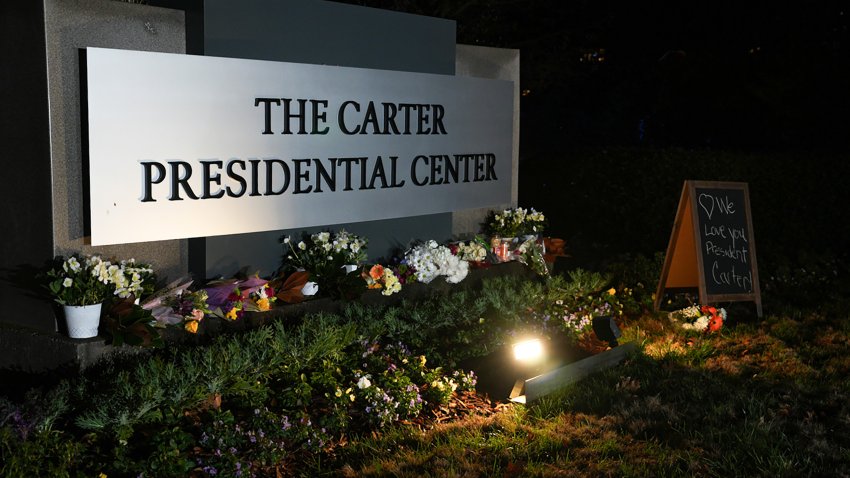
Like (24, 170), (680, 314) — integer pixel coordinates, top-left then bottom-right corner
(98, 474), (108, 478)
(257, 297), (270, 311)
(184, 320), (199, 334)
(225, 307), (238, 320)
(607, 288), (616, 296)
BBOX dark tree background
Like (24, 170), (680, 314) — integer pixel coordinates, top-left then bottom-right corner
(336, 0), (849, 151)
(339, 1), (850, 277)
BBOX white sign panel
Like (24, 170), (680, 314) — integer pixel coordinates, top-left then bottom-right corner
(86, 48), (513, 245)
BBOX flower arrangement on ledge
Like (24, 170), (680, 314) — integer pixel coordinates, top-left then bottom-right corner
(668, 304), (726, 332)
(451, 237), (489, 264)
(485, 207), (547, 238)
(363, 264), (402, 296)
(45, 255), (155, 306)
(43, 223), (558, 346)
(141, 279), (211, 334)
(44, 254), (158, 341)
(280, 229), (368, 299)
(204, 276), (276, 322)
(404, 240), (469, 284)
(516, 238), (549, 276)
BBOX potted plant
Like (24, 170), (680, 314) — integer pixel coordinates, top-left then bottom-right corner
(485, 208), (522, 240)
(518, 207), (547, 240)
(280, 229), (368, 299)
(46, 254), (154, 339)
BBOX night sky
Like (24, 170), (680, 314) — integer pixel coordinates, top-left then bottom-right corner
(336, 0), (850, 154)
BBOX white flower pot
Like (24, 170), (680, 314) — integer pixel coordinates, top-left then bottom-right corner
(63, 303), (103, 339)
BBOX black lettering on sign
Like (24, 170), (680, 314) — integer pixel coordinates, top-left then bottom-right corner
(695, 187), (754, 295)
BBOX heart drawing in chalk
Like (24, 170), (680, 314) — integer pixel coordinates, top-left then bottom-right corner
(698, 194), (715, 220)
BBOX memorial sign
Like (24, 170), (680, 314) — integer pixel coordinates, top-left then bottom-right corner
(654, 181), (763, 316)
(85, 48), (513, 245)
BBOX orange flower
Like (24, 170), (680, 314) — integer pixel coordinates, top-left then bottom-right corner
(369, 265), (385, 281)
(184, 320), (199, 334)
(257, 297), (270, 311)
(368, 283), (382, 290)
(708, 315), (723, 333)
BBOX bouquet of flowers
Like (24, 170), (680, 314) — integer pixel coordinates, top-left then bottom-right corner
(46, 254), (156, 306)
(521, 208), (546, 236)
(404, 240), (469, 284)
(205, 276), (275, 321)
(281, 230), (367, 271)
(668, 304), (726, 332)
(280, 229), (368, 298)
(363, 264), (402, 296)
(485, 207), (546, 238)
(141, 279), (211, 333)
(114, 259), (157, 300)
(451, 238), (489, 263)
(516, 238), (549, 276)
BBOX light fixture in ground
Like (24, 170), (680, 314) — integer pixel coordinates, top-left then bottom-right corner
(513, 338), (544, 363)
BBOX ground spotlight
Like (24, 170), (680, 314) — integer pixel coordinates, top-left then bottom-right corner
(512, 338), (544, 363)
(592, 316), (621, 348)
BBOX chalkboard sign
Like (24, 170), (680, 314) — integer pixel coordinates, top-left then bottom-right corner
(655, 181), (762, 316)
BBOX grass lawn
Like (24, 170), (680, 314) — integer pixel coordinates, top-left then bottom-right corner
(324, 310), (850, 477)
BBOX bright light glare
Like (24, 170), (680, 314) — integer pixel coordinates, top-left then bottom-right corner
(513, 339), (544, 362)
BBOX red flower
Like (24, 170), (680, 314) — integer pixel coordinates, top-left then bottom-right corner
(708, 314), (723, 332)
(701, 305), (717, 316)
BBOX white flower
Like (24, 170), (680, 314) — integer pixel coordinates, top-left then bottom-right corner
(64, 257), (81, 273)
(317, 232), (330, 243)
(357, 375), (372, 389)
(298, 241), (307, 250)
(62, 277), (73, 288)
(283, 236), (291, 244)
(405, 241), (469, 284)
